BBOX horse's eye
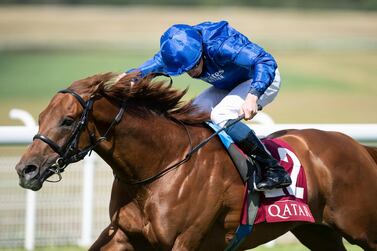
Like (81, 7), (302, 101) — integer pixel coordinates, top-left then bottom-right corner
(61, 117), (75, 127)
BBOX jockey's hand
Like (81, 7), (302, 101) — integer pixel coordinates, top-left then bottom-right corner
(240, 93), (259, 120)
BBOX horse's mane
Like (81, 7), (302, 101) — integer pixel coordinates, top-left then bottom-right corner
(68, 72), (209, 124)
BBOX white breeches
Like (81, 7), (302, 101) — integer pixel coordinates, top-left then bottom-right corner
(193, 69), (281, 127)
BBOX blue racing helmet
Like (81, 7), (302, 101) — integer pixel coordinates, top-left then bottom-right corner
(160, 24), (202, 76)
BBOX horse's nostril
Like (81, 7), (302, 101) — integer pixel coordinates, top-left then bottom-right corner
(23, 165), (38, 175)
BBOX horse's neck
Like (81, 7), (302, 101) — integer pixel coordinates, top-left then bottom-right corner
(94, 109), (192, 183)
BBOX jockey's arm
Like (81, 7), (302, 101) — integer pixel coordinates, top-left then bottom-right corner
(232, 43), (278, 120)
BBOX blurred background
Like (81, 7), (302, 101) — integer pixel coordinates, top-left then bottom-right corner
(0, 0), (376, 250)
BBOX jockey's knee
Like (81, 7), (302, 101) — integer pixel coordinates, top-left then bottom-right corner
(210, 107), (236, 127)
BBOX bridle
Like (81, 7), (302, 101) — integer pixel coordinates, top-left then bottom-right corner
(33, 89), (126, 182)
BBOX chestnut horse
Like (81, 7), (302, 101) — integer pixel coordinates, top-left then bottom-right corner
(15, 73), (377, 251)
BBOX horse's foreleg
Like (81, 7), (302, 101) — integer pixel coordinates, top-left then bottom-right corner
(89, 223), (134, 251)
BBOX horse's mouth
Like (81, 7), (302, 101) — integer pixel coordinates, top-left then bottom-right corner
(18, 165), (57, 191)
(19, 177), (43, 191)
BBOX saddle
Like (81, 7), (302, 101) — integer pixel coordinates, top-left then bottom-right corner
(206, 122), (314, 251)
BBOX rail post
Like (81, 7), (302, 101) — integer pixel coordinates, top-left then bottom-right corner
(9, 109), (37, 251)
(79, 153), (96, 247)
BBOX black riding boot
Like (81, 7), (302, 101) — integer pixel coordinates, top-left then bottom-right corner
(225, 120), (291, 191)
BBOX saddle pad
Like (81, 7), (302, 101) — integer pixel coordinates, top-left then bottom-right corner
(242, 138), (315, 224)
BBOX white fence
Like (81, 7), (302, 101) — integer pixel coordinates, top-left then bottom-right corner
(1, 109), (377, 250)
(1, 110), (113, 250)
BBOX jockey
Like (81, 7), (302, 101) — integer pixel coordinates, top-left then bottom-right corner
(120, 21), (291, 191)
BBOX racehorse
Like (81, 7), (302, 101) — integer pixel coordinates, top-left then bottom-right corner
(15, 72), (377, 251)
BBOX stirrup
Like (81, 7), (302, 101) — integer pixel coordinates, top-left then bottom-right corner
(254, 180), (291, 192)
(253, 172), (261, 191)
(253, 172), (292, 191)
(252, 164), (264, 192)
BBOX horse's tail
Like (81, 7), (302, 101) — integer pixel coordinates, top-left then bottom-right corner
(363, 145), (377, 168)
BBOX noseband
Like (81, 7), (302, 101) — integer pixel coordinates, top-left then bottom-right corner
(33, 89), (125, 182)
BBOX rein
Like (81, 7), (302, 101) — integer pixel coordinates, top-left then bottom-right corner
(124, 115), (245, 185)
(123, 117), (194, 185)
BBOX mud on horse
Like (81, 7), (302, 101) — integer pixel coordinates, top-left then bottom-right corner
(15, 72), (377, 250)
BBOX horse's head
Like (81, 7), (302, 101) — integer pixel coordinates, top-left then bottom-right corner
(15, 73), (118, 191)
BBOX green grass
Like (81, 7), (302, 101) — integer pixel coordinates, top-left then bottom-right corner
(2, 50), (376, 97)
(0, 50), (145, 99)
(0, 49), (207, 100)
(1, 49), (376, 125)
(0, 49), (206, 126)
